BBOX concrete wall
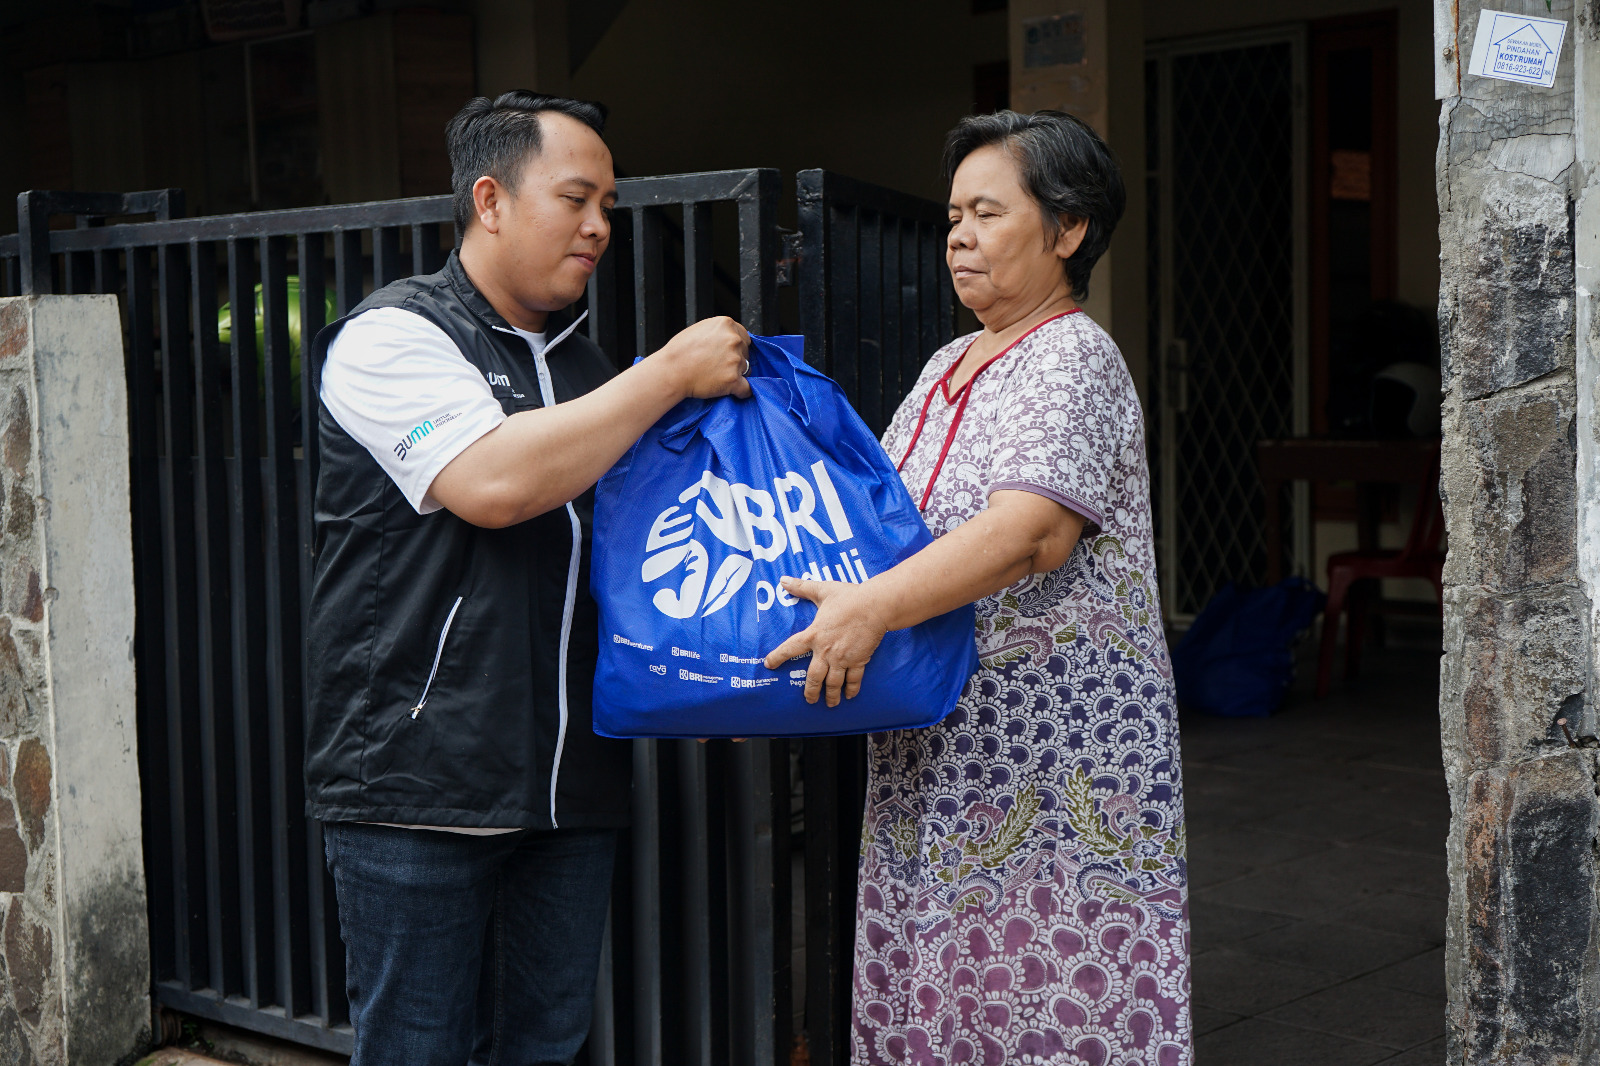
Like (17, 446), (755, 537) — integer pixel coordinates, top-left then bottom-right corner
(1434, 1), (1598, 1062)
(0, 296), (148, 1065)
(569, 0), (1008, 208)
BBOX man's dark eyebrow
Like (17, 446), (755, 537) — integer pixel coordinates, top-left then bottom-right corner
(559, 176), (619, 202)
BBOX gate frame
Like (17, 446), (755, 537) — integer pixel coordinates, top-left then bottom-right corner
(0, 167), (954, 1066)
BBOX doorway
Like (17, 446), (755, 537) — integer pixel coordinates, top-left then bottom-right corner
(1146, 28), (1311, 621)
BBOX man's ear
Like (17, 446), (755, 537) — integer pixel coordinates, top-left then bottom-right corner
(1054, 215), (1089, 261)
(473, 176), (503, 235)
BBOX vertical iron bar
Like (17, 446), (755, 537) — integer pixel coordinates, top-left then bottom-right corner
(683, 203), (713, 325)
(333, 230), (364, 316)
(295, 231), (332, 1026)
(876, 214), (899, 432)
(802, 738), (841, 1065)
(157, 240), (206, 987)
(226, 237), (273, 1008)
(412, 222), (443, 275)
(676, 741), (712, 1066)
(189, 239), (240, 997)
(858, 213), (883, 432)
(126, 245), (177, 985)
(260, 235), (310, 1016)
(796, 171), (828, 373)
(919, 223), (940, 374)
(631, 739), (662, 1065)
(18, 192), (52, 295)
(736, 171), (781, 334)
(64, 250), (94, 294)
(297, 234), (326, 477)
(897, 218), (918, 411)
(729, 739), (781, 1066)
(830, 205), (860, 411)
(633, 208), (665, 359)
(372, 227), (401, 288)
(94, 247), (118, 296)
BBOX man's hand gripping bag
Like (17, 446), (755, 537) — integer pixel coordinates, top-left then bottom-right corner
(591, 335), (978, 738)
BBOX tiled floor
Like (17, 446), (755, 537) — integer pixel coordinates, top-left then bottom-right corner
(1182, 628), (1448, 1065)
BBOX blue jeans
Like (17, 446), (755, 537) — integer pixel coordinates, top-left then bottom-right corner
(324, 822), (617, 1066)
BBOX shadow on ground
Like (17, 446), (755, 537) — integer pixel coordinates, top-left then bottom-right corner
(1182, 624), (1447, 1065)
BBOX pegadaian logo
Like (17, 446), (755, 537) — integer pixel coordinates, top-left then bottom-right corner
(640, 462), (872, 619)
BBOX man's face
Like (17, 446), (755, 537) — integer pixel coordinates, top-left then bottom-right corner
(480, 112), (617, 315)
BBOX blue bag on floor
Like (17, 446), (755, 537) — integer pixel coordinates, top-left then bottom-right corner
(1171, 577), (1326, 718)
(590, 334), (978, 739)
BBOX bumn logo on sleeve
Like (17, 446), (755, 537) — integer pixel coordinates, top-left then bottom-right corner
(641, 461), (872, 619)
(393, 412), (459, 461)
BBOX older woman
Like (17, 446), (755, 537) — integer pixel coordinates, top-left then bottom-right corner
(766, 111), (1189, 1064)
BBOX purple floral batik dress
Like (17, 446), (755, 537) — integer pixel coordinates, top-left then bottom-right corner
(853, 310), (1191, 1066)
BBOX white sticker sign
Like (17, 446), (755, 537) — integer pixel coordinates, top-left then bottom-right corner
(1467, 9), (1568, 88)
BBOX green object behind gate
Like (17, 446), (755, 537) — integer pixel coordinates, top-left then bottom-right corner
(217, 276), (337, 400)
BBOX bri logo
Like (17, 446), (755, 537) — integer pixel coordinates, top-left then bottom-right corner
(393, 421), (434, 461)
(640, 462), (869, 619)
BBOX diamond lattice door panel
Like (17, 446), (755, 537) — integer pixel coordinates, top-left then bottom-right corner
(1148, 35), (1307, 620)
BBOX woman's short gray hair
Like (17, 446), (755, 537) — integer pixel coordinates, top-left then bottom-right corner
(941, 110), (1126, 301)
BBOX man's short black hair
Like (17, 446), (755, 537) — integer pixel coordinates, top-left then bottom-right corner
(941, 109), (1125, 301)
(446, 90), (609, 233)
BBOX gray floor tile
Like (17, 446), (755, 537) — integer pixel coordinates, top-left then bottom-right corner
(1187, 855), (1257, 890)
(1190, 899), (1296, 953)
(1325, 892), (1446, 944)
(1195, 1016), (1394, 1066)
(1365, 819), (1450, 857)
(1191, 850), (1445, 923)
(1368, 947), (1447, 997)
(1180, 643), (1447, 1055)
(1376, 1035), (1448, 1064)
(1233, 920), (1438, 977)
(1192, 1005), (1243, 1036)
(1263, 975), (1447, 1049)
(1189, 825), (1333, 870)
(1191, 948), (1344, 1015)
(1243, 803), (1404, 844)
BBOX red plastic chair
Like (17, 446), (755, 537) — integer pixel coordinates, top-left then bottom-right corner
(1314, 451), (1444, 699)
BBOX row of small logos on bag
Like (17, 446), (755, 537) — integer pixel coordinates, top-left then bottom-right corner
(613, 633), (808, 688)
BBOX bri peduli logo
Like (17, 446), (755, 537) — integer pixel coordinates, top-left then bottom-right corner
(640, 462), (873, 619)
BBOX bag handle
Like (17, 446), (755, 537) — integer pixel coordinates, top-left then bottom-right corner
(656, 333), (812, 452)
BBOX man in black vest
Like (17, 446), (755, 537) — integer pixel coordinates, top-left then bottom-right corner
(305, 91), (750, 1065)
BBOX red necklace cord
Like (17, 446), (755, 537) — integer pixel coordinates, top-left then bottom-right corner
(895, 309), (1080, 511)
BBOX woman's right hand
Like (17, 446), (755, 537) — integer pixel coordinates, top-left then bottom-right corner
(764, 577), (892, 707)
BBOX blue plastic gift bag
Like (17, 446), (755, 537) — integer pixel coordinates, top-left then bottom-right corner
(1170, 577), (1326, 717)
(590, 334), (978, 739)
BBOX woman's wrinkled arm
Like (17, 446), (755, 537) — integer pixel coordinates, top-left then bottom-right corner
(763, 489), (1086, 706)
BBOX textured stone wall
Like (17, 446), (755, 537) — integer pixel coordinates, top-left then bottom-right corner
(0, 296), (148, 1065)
(1436, 1), (1600, 1063)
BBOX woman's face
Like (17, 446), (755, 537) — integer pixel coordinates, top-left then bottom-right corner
(946, 144), (1086, 322)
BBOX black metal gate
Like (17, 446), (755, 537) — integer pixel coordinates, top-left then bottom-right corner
(0, 168), (953, 1065)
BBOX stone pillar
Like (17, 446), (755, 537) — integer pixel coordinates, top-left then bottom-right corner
(1435, 2), (1598, 1062)
(470, 0), (569, 98)
(1007, 0), (1148, 395)
(0, 296), (147, 1065)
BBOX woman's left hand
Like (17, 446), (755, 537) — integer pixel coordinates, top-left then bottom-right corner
(763, 577), (890, 707)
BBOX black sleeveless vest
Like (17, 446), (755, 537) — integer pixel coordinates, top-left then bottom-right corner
(305, 251), (631, 829)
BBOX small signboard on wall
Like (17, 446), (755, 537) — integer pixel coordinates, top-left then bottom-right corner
(1467, 9), (1567, 88)
(1022, 13), (1086, 69)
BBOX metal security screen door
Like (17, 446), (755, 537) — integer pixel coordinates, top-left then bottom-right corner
(1147, 29), (1310, 620)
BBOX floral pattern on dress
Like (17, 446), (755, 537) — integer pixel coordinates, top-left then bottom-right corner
(855, 313), (1190, 1066)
